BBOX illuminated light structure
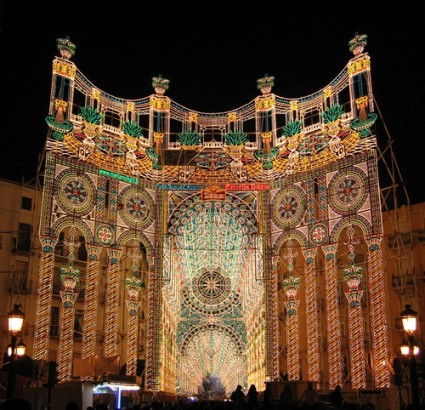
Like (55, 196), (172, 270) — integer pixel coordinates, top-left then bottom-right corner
(57, 226), (81, 383)
(343, 225), (366, 389)
(81, 244), (102, 380)
(302, 248), (320, 383)
(282, 240), (300, 381)
(125, 243), (144, 377)
(32, 33), (390, 397)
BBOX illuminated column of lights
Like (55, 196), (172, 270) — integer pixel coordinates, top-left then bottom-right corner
(33, 236), (58, 361)
(245, 315), (254, 385)
(104, 247), (123, 358)
(145, 252), (161, 391)
(283, 276), (301, 380)
(258, 327), (265, 386)
(57, 265), (80, 383)
(57, 228), (80, 383)
(366, 236), (390, 388)
(346, 286), (366, 389)
(125, 275), (143, 376)
(283, 239), (300, 380)
(125, 241), (143, 376)
(343, 225), (366, 389)
(81, 245), (102, 368)
(246, 295), (266, 387)
(322, 244), (343, 390)
(303, 248), (320, 382)
(247, 311), (256, 386)
(162, 310), (178, 392)
(268, 253), (280, 381)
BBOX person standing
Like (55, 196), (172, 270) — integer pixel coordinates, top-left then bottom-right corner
(0, 397), (32, 410)
(263, 382), (273, 410)
(299, 382), (320, 407)
(279, 384), (296, 410)
(247, 384), (259, 409)
(329, 385), (343, 409)
(65, 401), (80, 410)
(231, 384), (246, 407)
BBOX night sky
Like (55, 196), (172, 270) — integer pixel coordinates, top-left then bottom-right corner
(1, 1), (424, 205)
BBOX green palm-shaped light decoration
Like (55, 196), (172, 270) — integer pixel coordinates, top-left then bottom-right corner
(257, 74), (275, 94)
(122, 120), (143, 138)
(56, 36), (76, 59)
(348, 32), (367, 56)
(281, 119), (303, 155)
(152, 74), (170, 95)
(122, 120), (143, 155)
(178, 130), (202, 147)
(321, 104), (345, 124)
(223, 130), (248, 167)
(223, 130), (248, 146)
(282, 120), (302, 137)
(80, 106), (103, 125)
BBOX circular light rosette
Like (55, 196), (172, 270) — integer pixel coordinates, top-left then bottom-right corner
(56, 171), (95, 215)
(95, 224), (114, 245)
(310, 223), (328, 246)
(192, 270), (231, 305)
(272, 185), (306, 229)
(118, 186), (153, 228)
(328, 168), (368, 215)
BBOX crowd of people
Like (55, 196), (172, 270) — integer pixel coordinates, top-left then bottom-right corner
(0, 383), (387, 410)
(227, 382), (377, 410)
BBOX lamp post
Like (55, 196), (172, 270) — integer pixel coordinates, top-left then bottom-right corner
(6, 303), (25, 399)
(400, 304), (420, 410)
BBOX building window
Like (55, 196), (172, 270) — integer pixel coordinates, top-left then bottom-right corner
(55, 232), (65, 256)
(77, 236), (87, 261)
(50, 306), (84, 340)
(50, 307), (59, 337)
(74, 310), (83, 339)
(21, 196), (32, 210)
(17, 223), (31, 251)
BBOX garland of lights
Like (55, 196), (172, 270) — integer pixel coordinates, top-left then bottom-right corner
(366, 237), (390, 388)
(57, 300), (76, 383)
(125, 273), (143, 376)
(160, 305), (177, 392)
(283, 240), (300, 380)
(81, 245), (102, 380)
(33, 236), (58, 361)
(303, 248), (320, 382)
(104, 248), (122, 358)
(348, 304), (367, 389)
(268, 270), (280, 381)
(343, 226), (366, 389)
(145, 253), (161, 391)
(261, 191), (280, 383)
(323, 245), (343, 390)
(57, 263), (80, 383)
(57, 229), (81, 382)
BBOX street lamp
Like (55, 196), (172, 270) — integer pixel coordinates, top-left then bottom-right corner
(6, 303), (25, 399)
(7, 339), (26, 358)
(400, 304), (420, 410)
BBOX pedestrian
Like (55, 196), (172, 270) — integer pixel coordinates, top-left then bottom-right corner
(263, 382), (273, 410)
(299, 382), (320, 407)
(279, 384), (296, 410)
(0, 397), (32, 410)
(329, 385), (343, 409)
(231, 384), (246, 407)
(247, 384), (258, 409)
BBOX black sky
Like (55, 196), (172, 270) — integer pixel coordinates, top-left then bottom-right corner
(1, 1), (424, 205)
